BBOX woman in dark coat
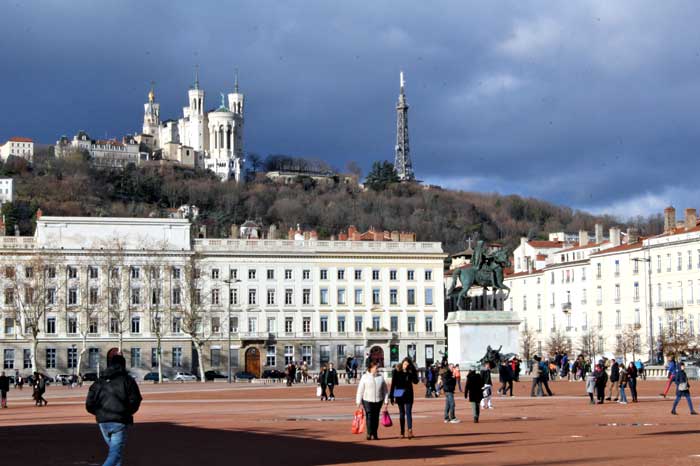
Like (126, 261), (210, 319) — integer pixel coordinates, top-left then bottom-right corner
(390, 357), (419, 438)
(464, 366), (484, 423)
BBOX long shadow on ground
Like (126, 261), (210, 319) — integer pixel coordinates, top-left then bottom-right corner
(0, 422), (507, 466)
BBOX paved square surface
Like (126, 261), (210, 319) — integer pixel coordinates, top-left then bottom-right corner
(1, 378), (699, 465)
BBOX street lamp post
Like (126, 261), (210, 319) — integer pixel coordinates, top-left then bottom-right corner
(632, 252), (653, 364)
(223, 278), (241, 383)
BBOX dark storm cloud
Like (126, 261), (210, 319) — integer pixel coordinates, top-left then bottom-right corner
(2, 0), (700, 217)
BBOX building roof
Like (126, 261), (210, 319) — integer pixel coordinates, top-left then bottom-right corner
(9, 137), (33, 143)
(589, 241), (643, 256)
(556, 241), (607, 253)
(527, 240), (564, 248)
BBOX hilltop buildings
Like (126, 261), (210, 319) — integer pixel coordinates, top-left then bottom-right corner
(0, 137), (34, 163)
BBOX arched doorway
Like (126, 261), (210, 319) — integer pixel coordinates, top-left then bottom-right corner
(245, 347), (261, 377)
(369, 346), (384, 368)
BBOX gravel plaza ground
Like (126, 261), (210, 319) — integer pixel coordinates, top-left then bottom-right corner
(1, 378), (700, 465)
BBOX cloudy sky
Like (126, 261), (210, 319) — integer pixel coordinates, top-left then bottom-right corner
(2, 1), (699, 218)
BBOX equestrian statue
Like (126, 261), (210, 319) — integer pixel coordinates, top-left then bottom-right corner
(447, 240), (511, 311)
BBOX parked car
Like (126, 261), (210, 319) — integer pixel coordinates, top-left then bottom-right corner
(55, 374), (73, 385)
(262, 369), (285, 379)
(235, 371), (256, 381)
(204, 370), (227, 381)
(173, 372), (197, 382)
(81, 372), (98, 382)
(143, 372), (169, 382)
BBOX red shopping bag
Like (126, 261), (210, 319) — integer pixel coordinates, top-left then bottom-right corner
(381, 409), (393, 427)
(351, 408), (365, 434)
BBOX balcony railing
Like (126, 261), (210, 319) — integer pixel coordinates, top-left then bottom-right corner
(658, 300), (684, 310)
(194, 238), (443, 254)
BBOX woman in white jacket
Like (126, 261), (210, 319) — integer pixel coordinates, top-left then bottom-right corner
(355, 361), (389, 440)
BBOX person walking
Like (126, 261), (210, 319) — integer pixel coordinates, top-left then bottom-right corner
(0, 371), (9, 408)
(636, 359), (645, 381)
(319, 365), (329, 401)
(671, 362), (698, 415)
(618, 363), (628, 404)
(464, 366), (484, 423)
(585, 371), (596, 404)
(441, 367), (459, 423)
(346, 357), (354, 384)
(627, 361), (638, 402)
(498, 360), (514, 396)
(661, 357), (677, 398)
(539, 358), (554, 396)
(480, 362), (493, 409)
(86, 354), (142, 466)
(324, 363), (339, 400)
(34, 373), (47, 407)
(425, 365), (438, 398)
(530, 355), (543, 397)
(390, 357), (419, 439)
(453, 364), (462, 392)
(355, 361), (389, 440)
(606, 360), (620, 401)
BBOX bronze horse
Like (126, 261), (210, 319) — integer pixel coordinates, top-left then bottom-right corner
(448, 248), (511, 311)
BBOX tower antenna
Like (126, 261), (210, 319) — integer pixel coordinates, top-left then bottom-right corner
(234, 68), (239, 93)
(194, 64), (200, 90)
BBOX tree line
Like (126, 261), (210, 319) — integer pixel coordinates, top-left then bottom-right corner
(0, 150), (663, 254)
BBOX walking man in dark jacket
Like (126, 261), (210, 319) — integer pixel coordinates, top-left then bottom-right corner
(86, 355), (142, 466)
(0, 371), (9, 408)
(441, 368), (459, 423)
(464, 366), (484, 423)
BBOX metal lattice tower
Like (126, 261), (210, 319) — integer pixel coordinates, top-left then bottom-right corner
(394, 71), (415, 181)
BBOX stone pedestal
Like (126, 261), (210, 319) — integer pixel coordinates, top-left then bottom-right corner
(445, 311), (521, 367)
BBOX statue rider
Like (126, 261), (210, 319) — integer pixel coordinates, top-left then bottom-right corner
(472, 240), (497, 285)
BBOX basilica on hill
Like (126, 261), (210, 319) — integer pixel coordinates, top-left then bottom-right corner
(140, 70), (245, 182)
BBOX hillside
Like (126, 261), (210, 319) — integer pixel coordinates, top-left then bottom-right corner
(0, 152), (663, 253)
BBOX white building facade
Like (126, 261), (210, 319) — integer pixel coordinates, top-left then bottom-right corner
(0, 137), (34, 163)
(503, 206), (700, 363)
(0, 216), (445, 378)
(55, 131), (144, 169)
(0, 178), (13, 204)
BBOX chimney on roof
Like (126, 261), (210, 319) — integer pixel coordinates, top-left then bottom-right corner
(610, 227), (621, 247)
(36, 208), (43, 220)
(230, 224), (240, 239)
(595, 224), (604, 244)
(268, 224), (278, 239)
(309, 230), (318, 240)
(627, 227), (639, 244)
(527, 257), (533, 274)
(391, 231), (399, 242)
(520, 237), (527, 248)
(664, 206), (676, 233)
(288, 227), (295, 240)
(578, 230), (589, 247)
(198, 225), (206, 239)
(685, 208), (697, 230)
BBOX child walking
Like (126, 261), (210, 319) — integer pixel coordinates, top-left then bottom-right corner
(585, 371), (596, 405)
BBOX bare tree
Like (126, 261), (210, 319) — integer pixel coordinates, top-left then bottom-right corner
(75, 265), (101, 377)
(6, 255), (62, 372)
(616, 324), (644, 363)
(578, 327), (599, 359)
(144, 260), (167, 383)
(546, 330), (572, 357)
(181, 253), (209, 383)
(520, 326), (536, 362)
(101, 241), (129, 353)
(658, 311), (693, 359)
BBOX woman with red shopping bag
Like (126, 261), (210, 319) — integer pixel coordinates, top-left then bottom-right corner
(355, 361), (389, 440)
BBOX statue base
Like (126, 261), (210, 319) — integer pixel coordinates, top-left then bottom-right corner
(445, 310), (522, 368)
